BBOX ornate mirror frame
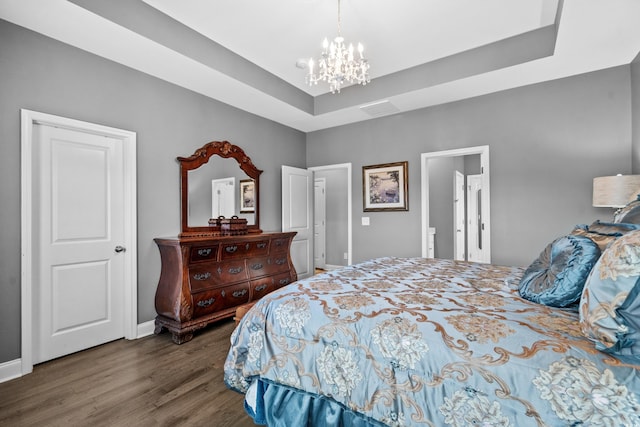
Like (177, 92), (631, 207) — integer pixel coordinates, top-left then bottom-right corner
(179, 140), (263, 237)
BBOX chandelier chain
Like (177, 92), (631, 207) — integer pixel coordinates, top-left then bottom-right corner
(337, 0), (341, 36)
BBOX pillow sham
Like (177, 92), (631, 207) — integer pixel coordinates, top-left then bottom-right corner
(571, 221), (640, 252)
(614, 196), (640, 224)
(586, 220), (640, 235)
(571, 224), (621, 252)
(579, 229), (640, 356)
(519, 235), (600, 308)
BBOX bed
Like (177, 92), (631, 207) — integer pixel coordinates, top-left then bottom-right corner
(224, 206), (640, 426)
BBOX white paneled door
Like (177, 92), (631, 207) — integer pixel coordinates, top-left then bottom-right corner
(466, 173), (489, 264)
(33, 124), (126, 364)
(282, 166), (314, 280)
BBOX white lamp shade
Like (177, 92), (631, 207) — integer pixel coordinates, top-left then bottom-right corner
(593, 175), (640, 208)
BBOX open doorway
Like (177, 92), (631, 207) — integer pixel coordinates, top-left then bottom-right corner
(282, 163), (352, 278)
(420, 146), (491, 263)
(309, 164), (352, 269)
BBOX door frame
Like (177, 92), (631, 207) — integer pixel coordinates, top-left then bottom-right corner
(20, 109), (138, 376)
(420, 146), (490, 262)
(308, 163), (353, 266)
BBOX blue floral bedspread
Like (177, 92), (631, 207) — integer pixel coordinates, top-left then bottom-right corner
(224, 257), (640, 426)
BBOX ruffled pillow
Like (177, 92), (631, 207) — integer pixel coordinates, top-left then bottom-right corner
(579, 230), (640, 355)
(519, 235), (600, 307)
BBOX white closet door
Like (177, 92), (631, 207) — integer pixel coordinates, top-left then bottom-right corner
(33, 124), (125, 363)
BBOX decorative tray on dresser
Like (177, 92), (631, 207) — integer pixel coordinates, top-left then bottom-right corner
(154, 232), (296, 344)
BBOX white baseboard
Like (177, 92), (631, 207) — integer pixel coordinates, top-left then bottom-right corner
(137, 320), (156, 338)
(0, 359), (23, 384)
(324, 264), (345, 271)
(2, 321), (156, 383)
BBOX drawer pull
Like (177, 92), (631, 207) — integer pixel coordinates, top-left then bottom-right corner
(251, 263), (263, 270)
(225, 245), (238, 253)
(279, 278), (290, 285)
(257, 242), (267, 249)
(274, 240), (284, 247)
(197, 248), (212, 257)
(193, 272), (211, 281)
(275, 258), (286, 265)
(197, 297), (215, 307)
(255, 284), (267, 292)
(228, 267), (244, 275)
(233, 289), (248, 298)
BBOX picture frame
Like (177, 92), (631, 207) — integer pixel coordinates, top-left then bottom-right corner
(239, 179), (255, 213)
(362, 161), (408, 212)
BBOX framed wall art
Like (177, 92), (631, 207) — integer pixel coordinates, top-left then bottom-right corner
(362, 161), (408, 211)
(239, 179), (255, 213)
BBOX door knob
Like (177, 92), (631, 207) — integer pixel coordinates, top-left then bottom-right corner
(115, 245), (126, 253)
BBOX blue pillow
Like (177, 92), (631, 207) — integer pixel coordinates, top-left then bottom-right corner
(519, 235), (600, 307)
(580, 230), (640, 355)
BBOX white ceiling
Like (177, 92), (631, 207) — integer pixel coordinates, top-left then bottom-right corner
(1, 0), (640, 132)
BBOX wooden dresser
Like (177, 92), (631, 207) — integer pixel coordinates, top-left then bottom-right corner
(154, 232), (297, 344)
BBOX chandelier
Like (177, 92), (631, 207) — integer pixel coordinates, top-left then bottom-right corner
(306, 0), (370, 94)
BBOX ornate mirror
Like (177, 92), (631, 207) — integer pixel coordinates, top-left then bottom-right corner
(179, 140), (262, 236)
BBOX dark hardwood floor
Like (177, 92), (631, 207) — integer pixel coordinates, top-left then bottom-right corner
(0, 319), (258, 427)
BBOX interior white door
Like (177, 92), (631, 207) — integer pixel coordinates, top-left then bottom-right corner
(282, 166), (314, 279)
(466, 174), (484, 263)
(211, 177), (235, 218)
(453, 170), (466, 261)
(33, 124), (126, 364)
(314, 178), (327, 270)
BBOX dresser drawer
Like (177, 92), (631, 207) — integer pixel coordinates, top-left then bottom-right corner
(270, 237), (290, 253)
(189, 245), (219, 264)
(273, 272), (294, 289)
(192, 283), (250, 318)
(188, 260), (248, 292)
(220, 240), (269, 259)
(250, 277), (276, 299)
(247, 255), (291, 278)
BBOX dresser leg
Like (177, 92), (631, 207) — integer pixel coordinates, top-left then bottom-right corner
(172, 331), (194, 345)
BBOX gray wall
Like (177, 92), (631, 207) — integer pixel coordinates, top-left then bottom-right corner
(0, 20), (306, 363)
(307, 66), (633, 267)
(633, 52), (640, 173)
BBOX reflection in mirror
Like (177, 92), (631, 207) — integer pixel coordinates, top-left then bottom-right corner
(211, 177), (235, 218)
(187, 156), (255, 227)
(179, 140), (262, 237)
